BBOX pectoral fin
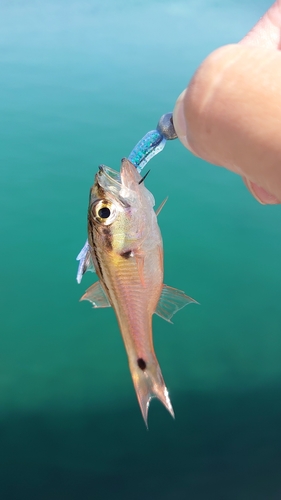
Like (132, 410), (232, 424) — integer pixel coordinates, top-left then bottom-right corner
(80, 281), (111, 308)
(76, 240), (95, 284)
(155, 284), (198, 323)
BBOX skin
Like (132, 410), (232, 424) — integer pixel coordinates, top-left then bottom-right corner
(173, 0), (281, 204)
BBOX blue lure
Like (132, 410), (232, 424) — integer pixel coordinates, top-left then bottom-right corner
(76, 112), (177, 283)
(128, 129), (166, 172)
(128, 112), (177, 172)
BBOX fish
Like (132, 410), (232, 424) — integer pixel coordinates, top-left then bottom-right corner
(77, 158), (197, 426)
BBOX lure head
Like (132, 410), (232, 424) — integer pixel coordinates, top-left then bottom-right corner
(88, 158), (159, 256)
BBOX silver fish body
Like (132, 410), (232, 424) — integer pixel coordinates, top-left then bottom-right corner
(78, 158), (196, 425)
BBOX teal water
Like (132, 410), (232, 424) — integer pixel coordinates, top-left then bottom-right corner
(1, 0), (281, 498)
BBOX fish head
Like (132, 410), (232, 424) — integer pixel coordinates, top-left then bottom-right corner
(88, 158), (158, 255)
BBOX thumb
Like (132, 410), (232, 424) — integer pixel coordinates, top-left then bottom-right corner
(173, 44), (281, 203)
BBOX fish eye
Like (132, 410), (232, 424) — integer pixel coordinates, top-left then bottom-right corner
(98, 206), (110, 219)
(92, 200), (117, 225)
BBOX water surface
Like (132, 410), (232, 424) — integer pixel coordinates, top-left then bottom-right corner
(1, 1), (281, 498)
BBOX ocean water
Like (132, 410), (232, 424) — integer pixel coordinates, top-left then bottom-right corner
(1, 0), (281, 498)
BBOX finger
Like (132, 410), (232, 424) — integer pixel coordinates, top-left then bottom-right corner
(241, 0), (281, 49)
(173, 44), (281, 202)
(243, 177), (280, 204)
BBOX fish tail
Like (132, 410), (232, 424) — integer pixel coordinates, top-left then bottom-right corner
(130, 357), (175, 427)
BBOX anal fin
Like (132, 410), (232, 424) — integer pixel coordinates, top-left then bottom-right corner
(155, 284), (198, 323)
(80, 281), (111, 308)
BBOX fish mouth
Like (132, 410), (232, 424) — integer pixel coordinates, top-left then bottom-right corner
(98, 165), (121, 186)
(96, 160), (141, 207)
(97, 165), (122, 198)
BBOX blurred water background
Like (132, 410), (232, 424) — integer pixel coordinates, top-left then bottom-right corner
(1, 0), (281, 498)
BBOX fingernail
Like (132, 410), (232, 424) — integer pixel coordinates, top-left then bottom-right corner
(173, 89), (194, 152)
(243, 177), (280, 205)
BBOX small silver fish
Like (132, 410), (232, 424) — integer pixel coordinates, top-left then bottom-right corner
(77, 158), (197, 425)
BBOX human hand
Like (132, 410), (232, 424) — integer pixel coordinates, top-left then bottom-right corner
(173, 0), (281, 204)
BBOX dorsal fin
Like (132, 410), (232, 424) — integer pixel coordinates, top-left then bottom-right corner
(155, 196), (168, 216)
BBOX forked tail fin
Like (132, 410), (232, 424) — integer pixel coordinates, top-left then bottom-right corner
(130, 358), (174, 427)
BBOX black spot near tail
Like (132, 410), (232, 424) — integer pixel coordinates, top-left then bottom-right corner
(137, 358), (146, 371)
